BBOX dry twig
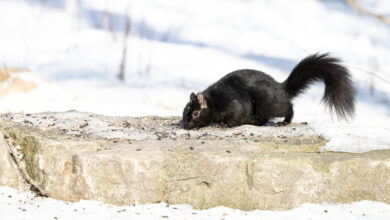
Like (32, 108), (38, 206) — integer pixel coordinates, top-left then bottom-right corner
(346, 64), (390, 85)
(345, 0), (390, 25)
(118, 10), (131, 81)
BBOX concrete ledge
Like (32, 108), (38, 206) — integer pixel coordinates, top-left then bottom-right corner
(1, 111), (389, 210)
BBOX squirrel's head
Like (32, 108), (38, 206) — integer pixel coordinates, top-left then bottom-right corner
(182, 92), (211, 130)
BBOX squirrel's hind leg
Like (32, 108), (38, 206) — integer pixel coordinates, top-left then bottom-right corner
(274, 103), (294, 127)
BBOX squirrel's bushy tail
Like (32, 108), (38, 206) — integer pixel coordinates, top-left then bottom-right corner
(282, 53), (356, 119)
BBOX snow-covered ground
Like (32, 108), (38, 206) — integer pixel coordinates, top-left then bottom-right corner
(0, 0), (389, 152)
(0, 0), (390, 219)
(1, 0), (389, 153)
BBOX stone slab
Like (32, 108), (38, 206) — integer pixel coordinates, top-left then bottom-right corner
(1, 111), (389, 210)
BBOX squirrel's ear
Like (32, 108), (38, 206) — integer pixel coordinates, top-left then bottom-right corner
(190, 92), (196, 101)
(197, 93), (208, 109)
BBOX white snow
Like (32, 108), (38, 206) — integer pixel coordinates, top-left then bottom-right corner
(1, 0), (390, 218)
(1, 0), (388, 153)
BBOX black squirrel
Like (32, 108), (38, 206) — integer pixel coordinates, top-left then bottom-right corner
(182, 53), (356, 130)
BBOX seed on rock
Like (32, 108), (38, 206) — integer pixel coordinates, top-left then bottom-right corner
(122, 121), (131, 128)
(79, 123), (88, 129)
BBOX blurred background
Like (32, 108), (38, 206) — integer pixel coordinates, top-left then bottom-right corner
(0, 0), (389, 121)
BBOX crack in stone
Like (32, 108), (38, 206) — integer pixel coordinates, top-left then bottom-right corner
(174, 176), (200, 182)
(2, 132), (49, 197)
(245, 163), (259, 192)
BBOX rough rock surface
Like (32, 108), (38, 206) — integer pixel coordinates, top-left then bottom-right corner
(1, 111), (389, 210)
(0, 134), (19, 187)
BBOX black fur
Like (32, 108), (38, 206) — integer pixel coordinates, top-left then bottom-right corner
(183, 53), (356, 129)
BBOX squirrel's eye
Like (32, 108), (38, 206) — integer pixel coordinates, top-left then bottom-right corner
(192, 111), (199, 118)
